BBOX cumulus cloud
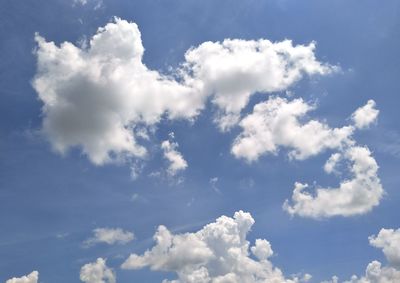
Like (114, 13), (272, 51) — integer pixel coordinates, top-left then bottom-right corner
(351, 100), (379, 129)
(5, 271), (38, 283)
(284, 146), (383, 218)
(80, 258), (116, 283)
(231, 97), (354, 162)
(33, 18), (204, 165)
(323, 228), (400, 283)
(122, 210), (311, 283)
(184, 39), (336, 130)
(161, 134), (188, 176)
(33, 18), (334, 167)
(369, 228), (400, 268)
(83, 228), (134, 247)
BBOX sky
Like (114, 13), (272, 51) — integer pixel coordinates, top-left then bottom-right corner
(1, 0), (400, 282)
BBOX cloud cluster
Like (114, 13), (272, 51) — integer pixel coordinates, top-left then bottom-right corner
(80, 258), (116, 283)
(323, 228), (400, 283)
(161, 134), (188, 176)
(183, 39), (335, 130)
(5, 271), (38, 283)
(83, 228), (134, 247)
(33, 18), (334, 165)
(122, 210), (311, 283)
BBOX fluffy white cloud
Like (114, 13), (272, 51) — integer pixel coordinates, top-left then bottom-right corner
(122, 211), (310, 283)
(369, 228), (400, 268)
(84, 228), (134, 247)
(80, 258), (116, 283)
(231, 97), (354, 162)
(284, 146), (383, 218)
(161, 134), (188, 176)
(351, 100), (379, 129)
(33, 18), (334, 166)
(184, 39), (336, 130)
(323, 228), (400, 283)
(33, 18), (204, 165)
(5, 271), (38, 283)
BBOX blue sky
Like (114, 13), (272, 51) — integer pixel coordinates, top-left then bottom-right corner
(1, 1), (400, 283)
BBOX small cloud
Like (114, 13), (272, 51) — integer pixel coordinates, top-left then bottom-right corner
(83, 228), (134, 247)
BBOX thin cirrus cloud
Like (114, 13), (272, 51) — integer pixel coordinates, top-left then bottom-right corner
(83, 228), (134, 247)
(32, 17), (335, 166)
(121, 210), (312, 283)
(80, 258), (116, 283)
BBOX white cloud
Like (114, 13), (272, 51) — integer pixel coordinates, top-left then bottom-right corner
(351, 100), (379, 129)
(84, 228), (134, 247)
(184, 39), (336, 130)
(122, 211), (311, 283)
(33, 18), (334, 167)
(231, 97), (354, 162)
(33, 18), (204, 165)
(161, 135), (188, 176)
(369, 228), (400, 268)
(5, 271), (38, 283)
(80, 258), (116, 283)
(323, 228), (400, 283)
(324, 153), (342, 174)
(284, 146), (383, 218)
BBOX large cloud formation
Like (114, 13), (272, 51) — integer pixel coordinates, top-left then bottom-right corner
(122, 210), (311, 283)
(5, 271), (38, 283)
(33, 17), (334, 165)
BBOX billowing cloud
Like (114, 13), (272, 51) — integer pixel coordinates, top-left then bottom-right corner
(122, 211), (311, 283)
(351, 100), (379, 129)
(323, 228), (400, 283)
(184, 39), (336, 130)
(231, 97), (354, 162)
(83, 228), (134, 247)
(284, 146), (383, 218)
(161, 133), (188, 176)
(5, 271), (38, 283)
(33, 18), (204, 165)
(33, 18), (334, 166)
(369, 228), (400, 268)
(80, 258), (116, 283)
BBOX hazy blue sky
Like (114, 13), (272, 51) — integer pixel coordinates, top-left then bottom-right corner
(1, 1), (400, 283)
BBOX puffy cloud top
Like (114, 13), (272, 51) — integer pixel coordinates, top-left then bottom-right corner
(122, 210), (310, 283)
(5, 271), (38, 283)
(80, 258), (116, 283)
(351, 100), (379, 129)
